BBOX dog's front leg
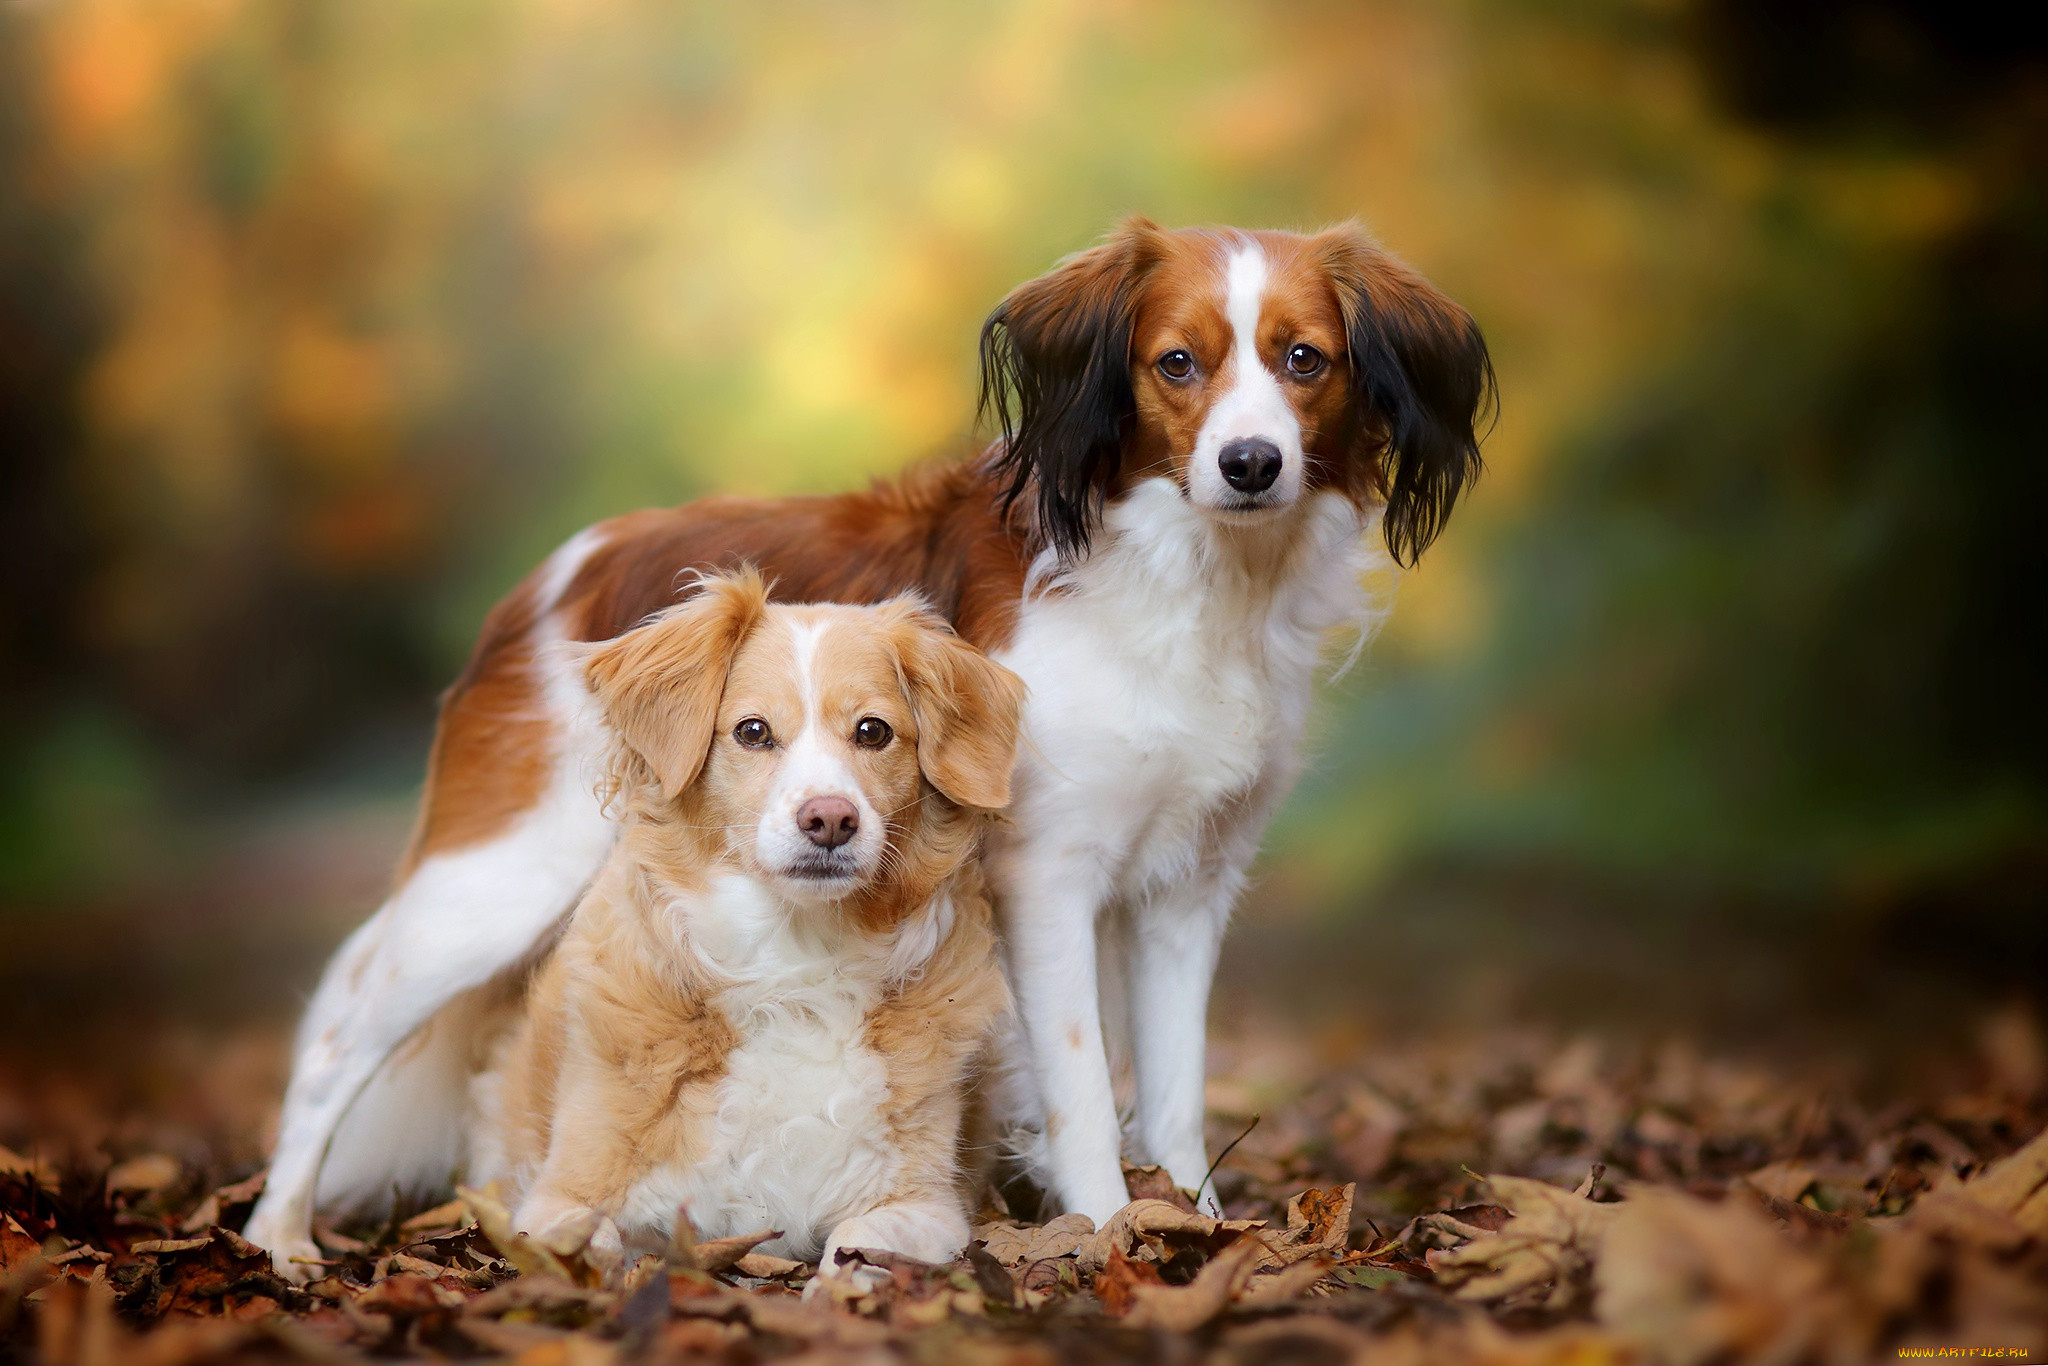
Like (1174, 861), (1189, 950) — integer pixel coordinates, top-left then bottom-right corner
(1128, 870), (1241, 1217)
(993, 860), (1131, 1227)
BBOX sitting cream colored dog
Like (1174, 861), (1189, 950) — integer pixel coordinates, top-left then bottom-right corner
(468, 569), (1021, 1275)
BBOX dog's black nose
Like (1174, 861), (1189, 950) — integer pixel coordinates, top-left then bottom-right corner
(796, 796), (859, 849)
(1218, 438), (1282, 494)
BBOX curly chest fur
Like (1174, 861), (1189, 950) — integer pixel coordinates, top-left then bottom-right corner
(603, 879), (1002, 1260)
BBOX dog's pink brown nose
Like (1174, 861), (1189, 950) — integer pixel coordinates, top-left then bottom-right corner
(796, 796), (859, 850)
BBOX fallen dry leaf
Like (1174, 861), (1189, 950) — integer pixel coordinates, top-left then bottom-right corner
(1256, 1183), (1354, 1268)
(1596, 1188), (1833, 1366)
(0, 1148), (55, 1191)
(1124, 1162), (1201, 1213)
(1430, 1172), (1622, 1310)
(1952, 1127), (2048, 1231)
(177, 1171), (264, 1234)
(693, 1228), (780, 1273)
(1905, 1190), (2035, 1251)
(104, 1154), (180, 1195)
(462, 1272), (613, 1326)
(975, 1212), (1095, 1267)
(115, 1226), (305, 1322)
(0, 1215), (40, 1272)
(1077, 1198), (1266, 1273)
(1093, 1245), (1166, 1316)
(1121, 1235), (1267, 1332)
(396, 1197), (470, 1235)
(1236, 1255), (1336, 1307)
(1741, 1160), (1818, 1204)
(356, 1270), (466, 1315)
(458, 1185), (606, 1288)
(733, 1250), (804, 1279)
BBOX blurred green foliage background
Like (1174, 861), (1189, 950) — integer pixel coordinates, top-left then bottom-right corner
(1, 0), (2042, 1032)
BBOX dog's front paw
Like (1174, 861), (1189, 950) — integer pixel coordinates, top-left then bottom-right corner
(809, 1200), (968, 1298)
(804, 1247), (892, 1300)
(243, 1214), (325, 1284)
(241, 1204), (325, 1286)
(530, 1204), (625, 1273)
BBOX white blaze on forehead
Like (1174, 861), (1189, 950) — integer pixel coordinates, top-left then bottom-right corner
(1223, 241), (1269, 381)
(789, 615), (824, 728)
(1185, 237), (1307, 510)
(774, 616), (843, 789)
(1215, 239), (1287, 426)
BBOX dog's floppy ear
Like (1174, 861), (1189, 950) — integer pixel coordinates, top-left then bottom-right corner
(583, 568), (770, 803)
(979, 216), (1166, 560)
(882, 600), (1026, 811)
(1316, 224), (1496, 567)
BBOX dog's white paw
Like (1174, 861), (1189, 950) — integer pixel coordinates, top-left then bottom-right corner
(245, 1219), (325, 1283)
(587, 1214), (625, 1271)
(806, 1200), (969, 1300)
(243, 1201), (323, 1282)
(532, 1204), (625, 1272)
(821, 1203), (967, 1268)
(805, 1250), (892, 1299)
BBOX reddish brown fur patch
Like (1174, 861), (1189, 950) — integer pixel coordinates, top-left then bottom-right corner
(1124, 229), (1232, 485)
(1262, 229), (1378, 504)
(401, 579), (554, 874)
(567, 461), (1029, 653)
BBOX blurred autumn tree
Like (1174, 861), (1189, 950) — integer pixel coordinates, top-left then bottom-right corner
(0, 0), (2040, 983)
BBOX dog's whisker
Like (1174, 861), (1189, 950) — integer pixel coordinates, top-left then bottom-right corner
(876, 793), (931, 821)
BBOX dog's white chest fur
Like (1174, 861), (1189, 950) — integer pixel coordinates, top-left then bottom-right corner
(996, 481), (1378, 899)
(615, 878), (944, 1260)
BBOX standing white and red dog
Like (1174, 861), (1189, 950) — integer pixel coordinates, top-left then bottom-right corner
(245, 218), (1493, 1276)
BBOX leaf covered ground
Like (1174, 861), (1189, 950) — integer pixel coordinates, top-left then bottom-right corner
(5, 1007), (2047, 1365)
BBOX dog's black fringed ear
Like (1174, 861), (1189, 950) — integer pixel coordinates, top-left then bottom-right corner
(978, 218), (1162, 560)
(1321, 226), (1497, 567)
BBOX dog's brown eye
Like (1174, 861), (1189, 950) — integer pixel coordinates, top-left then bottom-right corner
(1157, 349), (1195, 381)
(853, 717), (893, 748)
(733, 718), (773, 748)
(1286, 344), (1326, 377)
